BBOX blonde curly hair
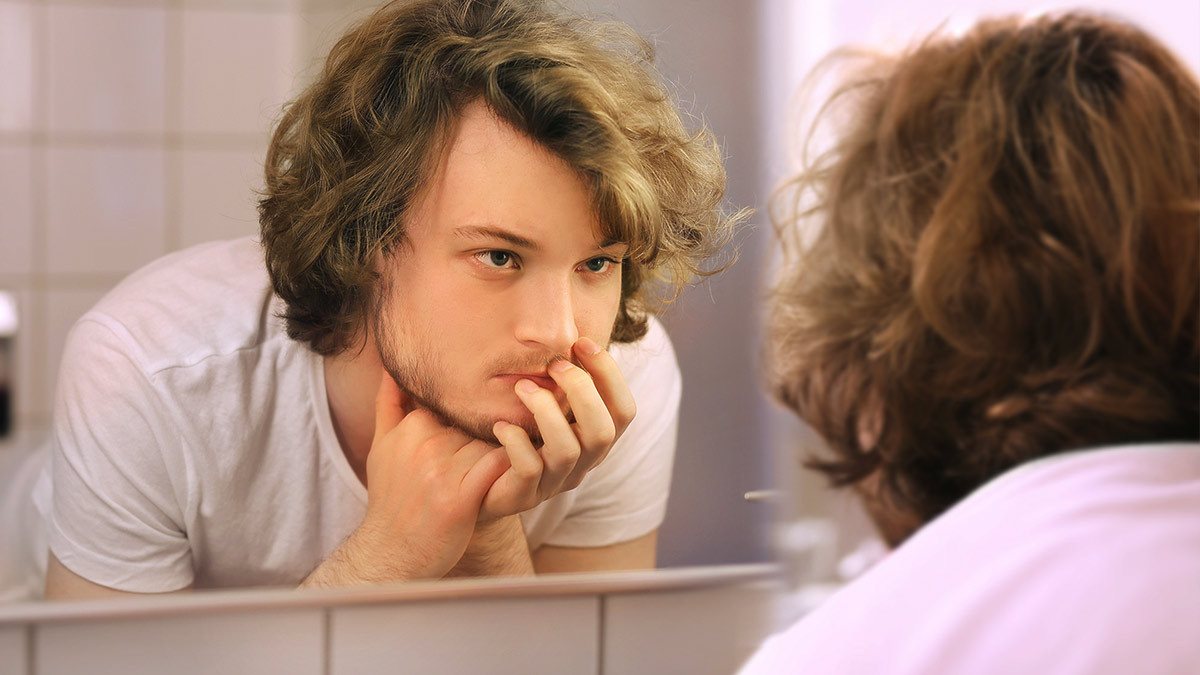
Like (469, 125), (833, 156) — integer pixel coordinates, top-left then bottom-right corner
(260, 0), (743, 356)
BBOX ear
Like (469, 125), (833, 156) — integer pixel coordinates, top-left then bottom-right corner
(853, 471), (923, 548)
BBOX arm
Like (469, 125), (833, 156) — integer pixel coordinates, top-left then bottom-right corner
(45, 552), (193, 600)
(532, 529), (657, 574)
(302, 375), (510, 588)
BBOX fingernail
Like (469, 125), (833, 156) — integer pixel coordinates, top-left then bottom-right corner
(548, 359), (572, 374)
(517, 379), (540, 394)
(576, 337), (602, 355)
(493, 420), (509, 433)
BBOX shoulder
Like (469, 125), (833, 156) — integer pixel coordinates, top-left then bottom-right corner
(608, 315), (680, 392)
(79, 237), (284, 373)
(750, 443), (1200, 674)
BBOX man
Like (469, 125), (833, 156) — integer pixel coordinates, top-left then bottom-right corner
(744, 12), (1199, 673)
(24, 0), (738, 598)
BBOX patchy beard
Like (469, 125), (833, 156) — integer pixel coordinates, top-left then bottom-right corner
(374, 317), (560, 446)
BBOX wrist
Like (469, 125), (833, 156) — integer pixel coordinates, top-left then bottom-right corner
(447, 516), (534, 578)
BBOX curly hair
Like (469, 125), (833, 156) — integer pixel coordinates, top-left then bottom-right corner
(259, 0), (741, 356)
(768, 12), (1200, 535)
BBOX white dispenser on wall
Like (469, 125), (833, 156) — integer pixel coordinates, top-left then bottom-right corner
(0, 291), (15, 438)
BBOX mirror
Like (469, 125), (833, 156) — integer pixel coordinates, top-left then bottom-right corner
(0, 0), (775, 605)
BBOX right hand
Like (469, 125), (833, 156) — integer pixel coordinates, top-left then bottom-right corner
(351, 370), (510, 581)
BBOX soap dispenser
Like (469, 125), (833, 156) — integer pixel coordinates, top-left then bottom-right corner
(0, 291), (15, 438)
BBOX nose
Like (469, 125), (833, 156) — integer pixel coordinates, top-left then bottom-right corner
(514, 275), (579, 356)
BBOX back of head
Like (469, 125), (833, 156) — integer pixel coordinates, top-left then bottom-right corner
(769, 12), (1200, 538)
(260, 0), (736, 356)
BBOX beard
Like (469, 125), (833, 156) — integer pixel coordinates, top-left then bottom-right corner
(374, 319), (565, 446)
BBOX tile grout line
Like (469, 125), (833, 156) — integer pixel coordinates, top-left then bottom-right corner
(164, 0), (183, 253)
(322, 607), (332, 675)
(25, 623), (36, 675)
(596, 594), (606, 675)
(28, 0), (49, 432)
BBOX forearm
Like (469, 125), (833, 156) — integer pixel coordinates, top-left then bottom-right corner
(301, 526), (431, 589)
(444, 515), (535, 578)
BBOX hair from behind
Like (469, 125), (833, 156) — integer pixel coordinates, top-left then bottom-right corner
(259, 0), (741, 356)
(768, 12), (1200, 535)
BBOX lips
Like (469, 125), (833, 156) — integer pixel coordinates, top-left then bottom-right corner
(497, 373), (557, 390)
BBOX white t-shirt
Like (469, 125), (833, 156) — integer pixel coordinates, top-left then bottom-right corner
(28, 237), (681, 593)
(739, 442), (1200, 674)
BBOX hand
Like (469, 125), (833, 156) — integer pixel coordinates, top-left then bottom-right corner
(479, 336), (637, 521)
(352, 371), (511, 581)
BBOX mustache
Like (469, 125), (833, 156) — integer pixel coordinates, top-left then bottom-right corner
(488, 352), (578, 376)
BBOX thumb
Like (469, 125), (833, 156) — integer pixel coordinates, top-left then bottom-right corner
(374, 368), (405, 442)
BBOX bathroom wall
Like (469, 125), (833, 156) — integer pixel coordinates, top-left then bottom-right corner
(0, 0), (313, 440)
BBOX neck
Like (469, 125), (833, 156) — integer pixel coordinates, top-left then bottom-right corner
(323, 337), (385, 486)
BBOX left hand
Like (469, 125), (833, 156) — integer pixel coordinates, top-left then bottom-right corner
(478, 336), (636, 521)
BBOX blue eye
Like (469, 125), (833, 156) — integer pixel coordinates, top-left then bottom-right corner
(584, 257), (614, 273)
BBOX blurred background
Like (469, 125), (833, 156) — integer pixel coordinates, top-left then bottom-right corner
(0, 0), (1195, 574)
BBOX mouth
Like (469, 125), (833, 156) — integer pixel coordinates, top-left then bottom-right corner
(493, 372), (560, 392)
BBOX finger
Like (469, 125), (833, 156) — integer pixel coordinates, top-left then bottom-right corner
(573, 337), (636, 432)
(547, 358), (615, 461)
(450, 438), (501, 475)
(461, 446), (512, 504)
(494, 420), (543, 490)
(373, 368), (404, 443)
(514, 379), (580, 494)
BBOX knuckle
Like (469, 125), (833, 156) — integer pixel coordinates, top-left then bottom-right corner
(617, 399), (636, 424)
(514, 463), (542, 481)
(559, 367), (592, 389)
(591, 420), (617, 449)
(543, 445), (580, 473)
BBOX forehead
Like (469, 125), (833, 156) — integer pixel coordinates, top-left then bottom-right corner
(407, 102), (605, 249)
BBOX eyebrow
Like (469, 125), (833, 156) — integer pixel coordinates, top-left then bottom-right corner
(453, 225), (627, 253)
(453, 226), (539, 251)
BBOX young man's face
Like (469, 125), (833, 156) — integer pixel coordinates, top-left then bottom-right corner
(374, 102), (626, 442)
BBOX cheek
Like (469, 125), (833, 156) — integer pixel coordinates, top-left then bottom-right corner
(579, 286), (623, 341)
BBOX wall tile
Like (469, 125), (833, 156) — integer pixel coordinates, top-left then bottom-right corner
(0, 2), (35, 132)
(181, 9), (299, 135)
(34, 609), (324, 675)
(179, 145), (265, 248)
(45, 146), (167, 276)
(37, 287), (109, 423)
(47, 6), (166, 135)
(0, 144), (34, 277)
(602, 582), (777, 675)
(0, 625), (27, 675)
(329, 596), (599, 675)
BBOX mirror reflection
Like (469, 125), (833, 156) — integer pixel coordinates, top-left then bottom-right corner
(0, 0), (769, 603)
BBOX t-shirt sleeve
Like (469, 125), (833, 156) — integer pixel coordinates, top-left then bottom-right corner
(540, 317), (682, 547)
(39, 315), (193, 592)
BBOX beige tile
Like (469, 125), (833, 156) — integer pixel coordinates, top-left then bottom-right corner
(295, 4), (375, 87)
(34, 609), (324, 675)
(39, 287), (110, 423)
(181, 9), (300, 135)
(45, 146), (167, 276)
(330, 596), (599, 675)
(0, 625), (28, 675)
(47, 5), (167, 134)
(0, 144), (34, 277)
(602, 582), (778, 675)
(0, 2), (35, 132)
(179, 145), (265, 247)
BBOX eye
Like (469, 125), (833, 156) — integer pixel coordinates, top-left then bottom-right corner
(582, 257), (618, 274)
(476, 250), (518, 269)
